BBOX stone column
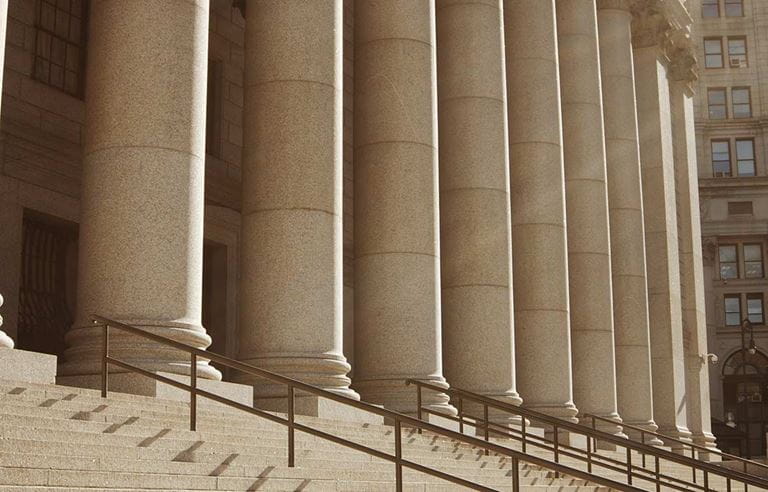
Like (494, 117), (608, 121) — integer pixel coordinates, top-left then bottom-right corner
(597, 0), (658, 438)
(0, 0), (13, 350)
(237, 1), (358, 403)
(59, 0), (219, 381)
(504, 0), (578, 421)
(353, 0), (454, 415)
(633, 32), (692, 445)
(556, 0), (622, 435)
(436, 0), (522, 413)
(669, 71), (718, 453)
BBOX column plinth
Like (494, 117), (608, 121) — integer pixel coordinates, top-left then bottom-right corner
(352, 0), (455, 416)
(436, 0), (522, 415)
(504, 0), (578, 422)
(557, 0), (623, 436)
(59, 0), (219, 381)
(236, 0), (358, 402)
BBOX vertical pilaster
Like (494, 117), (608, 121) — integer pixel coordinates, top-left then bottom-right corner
(237, 0), (358, 402)
(597, 0), (658, 438)
(670, 74), (718, 453)
(633, 40), (692, 445)
(353, 0), (454, 415)
(0, 0), (14, 349)
(504, 0), (578, 421)
(436, 0), (521, 412)
(556, 0), (622, 435)
(59, 0), (219, 381)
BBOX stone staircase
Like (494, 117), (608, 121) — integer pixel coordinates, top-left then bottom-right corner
(0, 378), (756, 491)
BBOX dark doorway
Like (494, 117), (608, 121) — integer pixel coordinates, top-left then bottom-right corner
(721, 350), (768, 458)
(16, 210), (78, 358)
(202, 240), (228, 377)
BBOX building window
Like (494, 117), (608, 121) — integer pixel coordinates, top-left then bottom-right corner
(747, 294), (764, 324)
(720, 245), (739, 279)
(708, 88), (727, 119)
(33, 0), (88, 98)
(712, 140), (732, 177)
(728, 37), (748, 67)
(725, 294), (742, 326)
(725, 0), (744, 17)
(745, 244), (764, 278)
(736, 139), (756, 176)
(703, 0), (720, 17)
(705, 38), (724, 68)
(728, 201), (754, 215)
(732, 87), (752, 118)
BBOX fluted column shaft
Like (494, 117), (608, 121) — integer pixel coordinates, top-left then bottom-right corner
(436, 0), (521, 409)
(670, 80), (717, 452)
(61, 0), (219, 380)
(504, 0), (578, 421)
(633, 45), (691, 444)
(597, 3), (658, 436)
(353, 0), (454, 415)
(556, 0), (622, 434)
(237, 0), (357, 400)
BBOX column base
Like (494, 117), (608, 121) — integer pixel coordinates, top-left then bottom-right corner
(522, 401), (579, 423)
(0, 348), (57, 384)
(235, 354), (360, 401)
(622, 419), (665, 446)
(57, 371), (252, 411)
(254, 393), (383, 424)
(690, 431), (720, 460)
(59, 319), (222, 381)
(656, 425), (693, 453)
(0, 331), (13, 349)
(354, 377), (457, 417)
(579, 411), (628, 448)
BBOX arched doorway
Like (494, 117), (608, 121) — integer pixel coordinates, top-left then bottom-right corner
(722, 349), (768, 458)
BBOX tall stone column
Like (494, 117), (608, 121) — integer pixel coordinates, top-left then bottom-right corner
(237, 1), (358, 403)
(669, 69), (718, 452)
(353, 0), (454, 415)
(0, 0), (13, 350)
(632, 22), (691, 445)
(436, 0), (521, 413)
(597, 0), (658, 438)
(504, 0), (578, 421)
(556, 0), (622, 435)
(59, 0), (219, 381)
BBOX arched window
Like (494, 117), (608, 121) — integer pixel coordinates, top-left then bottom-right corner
(723, 349), (768, 376)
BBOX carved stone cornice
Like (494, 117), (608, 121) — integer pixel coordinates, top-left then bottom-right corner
(630, 0), (698, 87)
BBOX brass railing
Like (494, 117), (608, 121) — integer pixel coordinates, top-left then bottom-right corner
(408, 379), (768, 492)
(95, 315), (641, 492)
(585, 413), (768, 480)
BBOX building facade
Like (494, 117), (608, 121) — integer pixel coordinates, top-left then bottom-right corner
(0, 0), (714, 451)
(692, 0), (768, 457)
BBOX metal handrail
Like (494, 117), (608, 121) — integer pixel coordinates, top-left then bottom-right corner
(585, 412), (768, 475)
(94, 315), (641, 492)
(407, 379), (768, 492)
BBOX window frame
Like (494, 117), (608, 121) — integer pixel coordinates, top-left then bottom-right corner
(747, 293), (765, 325)
(702, 0), (720, 18)
(735, 138), (756, 177)
(725, 293), (743, 326)
(708, 87), (728, 120)
(727, 36), (748, 68)
(712, 139), (732, 177)
(732, 87), (753, 119)
(725, 0), (744, 17)
(744, 243), (765, 279)
(720, 244), (740, 280)
(705, 37), (725, 69)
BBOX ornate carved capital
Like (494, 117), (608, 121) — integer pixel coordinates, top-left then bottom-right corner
(630, 0), (675, 49)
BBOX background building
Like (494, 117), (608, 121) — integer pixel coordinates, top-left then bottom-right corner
(692, 0), (768, 457)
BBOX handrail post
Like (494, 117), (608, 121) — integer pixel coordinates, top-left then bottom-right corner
(591, 415), (596, 453)
(483, 403), (490, 456)
(626, 446), (632, 485)
(190, 353), (197, 431)
(101, 323), (109, 398)
(586, 432), (592, 473)
(655, 455), (661, 492)
(416, 383), (423, 434)
(641, 430), (646, 468)
(288, 385), (295, 468)
(703, 470), (709, 492)
(395, 419), (403, 492)
(511, 457), (520, 492)
(457, 396), (464, 434)
(553, 424), (560, 479)
(692, 462), (697, 484)
(521, 416), (527, 454)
